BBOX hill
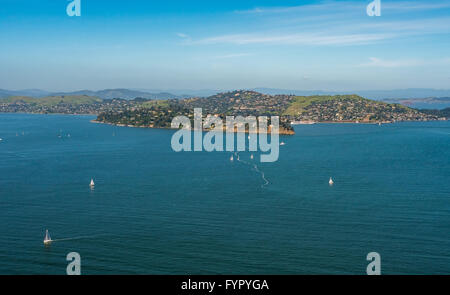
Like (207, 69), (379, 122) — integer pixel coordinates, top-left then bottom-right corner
(420, 107), (450, 118)
(284, 95), (437, 123)
(50, 89), (180, 100)
(252, 88), (450, 100)
(93, 91), (446, 134)
(1, 95), (102, 105)
(0, 95), (103, 114)
(0, 89), (50, 98)
(178, 90), (293, 116)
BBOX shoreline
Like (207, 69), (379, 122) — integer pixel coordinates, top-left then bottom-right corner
(292, 119), (448, 125)
(91, 120), (296, 135)
(0, 112), (447, 128)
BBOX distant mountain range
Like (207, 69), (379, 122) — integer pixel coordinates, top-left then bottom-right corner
(50, 89), (184, 100)
(382, 97), (450, 110)
(0, 88), (183, 100)
(0, 89), (51, 98)
(2, 88), (450, 105)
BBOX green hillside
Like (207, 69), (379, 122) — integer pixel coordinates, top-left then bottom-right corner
(284, 95), (381, 116)
(141, 99), (171, 108)
(283, 94), (427, 122)
(1, 95), (102, 106)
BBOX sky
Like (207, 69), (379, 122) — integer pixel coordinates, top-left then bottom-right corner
(0, 0), (449, 91)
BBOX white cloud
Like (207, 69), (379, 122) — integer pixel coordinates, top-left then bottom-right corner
(182, 0), (450, 50)
(187, 0), (450, 48)
(358, 57), (450, 68)
(214, 53), (252, 59)
(234, 1), (361, 14)
(193, 32), (395, 46)
(236, 0), (450, 14)
(382, 1), (450, 11)
(176, 33), (190, 39)
(359, 57), (424, 67)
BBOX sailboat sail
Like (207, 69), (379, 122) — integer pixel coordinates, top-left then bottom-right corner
(45, 230), (51, 241)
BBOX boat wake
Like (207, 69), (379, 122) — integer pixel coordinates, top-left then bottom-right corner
(234, 152), (269, 188)
(50, 234), (106, 243)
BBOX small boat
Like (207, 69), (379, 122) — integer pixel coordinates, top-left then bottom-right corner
(43, 229), (52, 244)
(329, 177), (334, 186)
(280, 142), (286, 146)
(250, 154), (254, 160)
(0, 138), (2, 141)
(230, 155), (234, 161)
(90, 179), (95, 187)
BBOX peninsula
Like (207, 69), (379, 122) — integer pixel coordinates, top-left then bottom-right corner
(1, 91), (447, 135)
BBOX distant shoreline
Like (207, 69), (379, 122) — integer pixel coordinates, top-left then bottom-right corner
(0, 112), (96, 116)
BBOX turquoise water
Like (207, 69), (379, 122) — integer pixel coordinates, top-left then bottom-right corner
(0, 113), (449, 274)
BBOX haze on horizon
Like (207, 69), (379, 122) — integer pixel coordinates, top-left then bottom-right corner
(0, 0), (449, 92)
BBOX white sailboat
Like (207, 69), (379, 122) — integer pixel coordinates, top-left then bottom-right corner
(230, 155), (234, 161)
(43, 230), (52, 244)
(329, 177), (334, 186)
(90, 179), (95, 187)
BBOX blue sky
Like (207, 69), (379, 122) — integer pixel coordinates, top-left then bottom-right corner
(0, 0), (449, 91)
